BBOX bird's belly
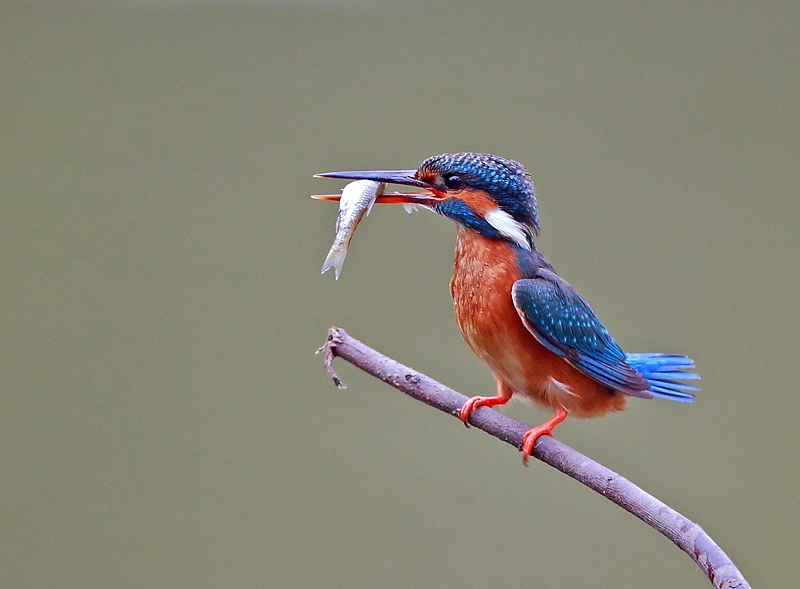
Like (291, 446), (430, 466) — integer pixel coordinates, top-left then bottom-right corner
(451, 231), (625, 417)
(457, 290), (577, 409)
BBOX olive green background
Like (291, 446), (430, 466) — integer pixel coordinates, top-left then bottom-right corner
(3, 2), (798, 587)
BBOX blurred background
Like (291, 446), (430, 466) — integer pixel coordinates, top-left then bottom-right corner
(3, 1), (798, 587)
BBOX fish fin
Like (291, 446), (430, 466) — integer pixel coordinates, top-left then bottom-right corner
(321, 246), (346, 280)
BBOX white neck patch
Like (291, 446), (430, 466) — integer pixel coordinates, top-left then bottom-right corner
(484, 208), (531, 250)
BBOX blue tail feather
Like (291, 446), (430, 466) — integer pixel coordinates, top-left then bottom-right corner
(625, 353), (699, 403)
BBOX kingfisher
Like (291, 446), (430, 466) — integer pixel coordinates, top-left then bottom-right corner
(316, 153), (698, 464)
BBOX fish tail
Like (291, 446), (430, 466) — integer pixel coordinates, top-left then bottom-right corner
(321, 245), (347, 280)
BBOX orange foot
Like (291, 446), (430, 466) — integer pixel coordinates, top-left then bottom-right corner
(459, 394), (511, 427)
(520, 407), (569, 466)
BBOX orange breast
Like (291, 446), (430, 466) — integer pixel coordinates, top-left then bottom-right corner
(450, 227), (626, 418)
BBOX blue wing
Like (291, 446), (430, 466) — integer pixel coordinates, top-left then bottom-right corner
(512, 271), (698, 401)
(511, 271), (653, 398)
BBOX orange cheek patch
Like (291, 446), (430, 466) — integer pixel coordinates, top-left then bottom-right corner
(457, 189), (497, 218)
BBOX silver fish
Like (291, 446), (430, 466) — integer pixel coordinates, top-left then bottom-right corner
(320, 179), (386, 280)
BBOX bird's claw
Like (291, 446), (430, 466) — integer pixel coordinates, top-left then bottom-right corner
(458, 396), (487, 428)
(459, 394), (513, 428)
(519, 407), (569, 466)
(520, 427), (550, 467)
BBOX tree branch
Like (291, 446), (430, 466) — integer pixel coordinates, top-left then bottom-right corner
(319, 326), (750, 589)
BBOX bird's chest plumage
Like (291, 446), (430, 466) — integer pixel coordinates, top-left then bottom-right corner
(449, 227), (557, 398)
(450, 229), (523, 364)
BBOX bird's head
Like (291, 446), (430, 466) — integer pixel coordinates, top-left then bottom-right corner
(316, 152), (539, 250)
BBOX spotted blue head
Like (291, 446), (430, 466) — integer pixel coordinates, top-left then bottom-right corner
(417, 153), (539, 236)
(316, 152), (540, 250)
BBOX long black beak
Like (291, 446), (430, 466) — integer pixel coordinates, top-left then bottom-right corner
(315, 169), (429, 188)
(314, 169), (442, 205)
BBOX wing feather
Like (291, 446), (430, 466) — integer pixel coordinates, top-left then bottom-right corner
(511, 271), (651, 397)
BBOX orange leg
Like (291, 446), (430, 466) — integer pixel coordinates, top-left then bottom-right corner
(520, 407), (569, 466)
(459, 379), (513, 427)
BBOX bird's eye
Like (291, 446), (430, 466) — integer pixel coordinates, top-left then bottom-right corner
(443, 174), (464, 190)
